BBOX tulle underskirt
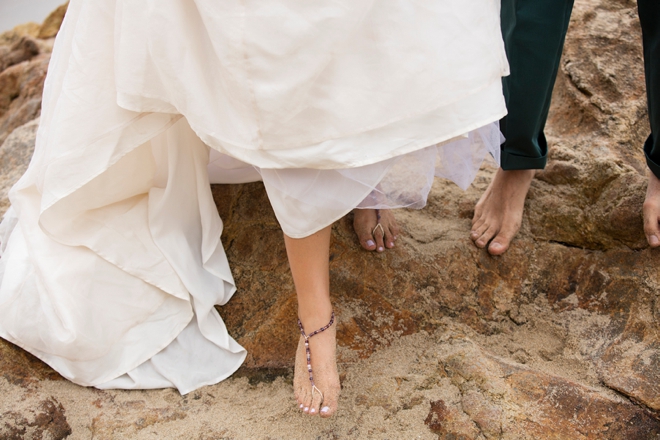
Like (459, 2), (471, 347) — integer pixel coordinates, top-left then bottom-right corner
(208, 120), (502, 238)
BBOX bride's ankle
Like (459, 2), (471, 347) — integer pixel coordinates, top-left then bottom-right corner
(298, 309), (335, 337)
(297, 301), (334, 330)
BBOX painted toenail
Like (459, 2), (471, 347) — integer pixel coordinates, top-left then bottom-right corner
(389, 242), (394, 247)
(310, 408), (316, 414)
(367, 240), (375, 247)
(304, 407), (309, 412)
(651, 235), (659, 246)
(321, 406), (330, 413)
(299, 404), (304, 409)
(378, 247), (384, 252)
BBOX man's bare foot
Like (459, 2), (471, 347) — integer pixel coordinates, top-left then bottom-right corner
(353, 209), (400, 252)
(470, 168), (536, 255)
(643, 172), (660, 248)
(294, 318), (340, 417)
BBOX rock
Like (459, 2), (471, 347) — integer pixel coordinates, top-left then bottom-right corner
(0, 395), (71, 440)
(38, 3), (69, 40)
(89, 402), (187, 439)
(345, 333), (660, 440)
(438, 337), (660, 439)
(528, 0), (651, 251)
(0, 337), (63, 387)
(0, 23), (41, 47)
(0, 118), (39, 215)
(0, 37), (41, 73)
(597, 313), (660, 412)
(0, 54), (49, 145)
(3, 330), (657, 439)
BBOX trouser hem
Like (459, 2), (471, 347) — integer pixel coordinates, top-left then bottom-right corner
(500, 150), (547, 170)
(644, 135), (660, 179)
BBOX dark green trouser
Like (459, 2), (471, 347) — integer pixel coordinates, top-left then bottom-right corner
(499, 0), (575, 170)
(500, 0), (660, 175)
(639, 0), (660, 179)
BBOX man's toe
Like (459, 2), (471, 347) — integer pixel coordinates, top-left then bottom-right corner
(649, 235), (660, 247)
(472, 203), (485, 224)
(643, 203), (660, 248)
(488, 239), (509, 256)
(488, 228), (516, 256)
(470, 222), (489, 242)
(475, 225), (498, 248)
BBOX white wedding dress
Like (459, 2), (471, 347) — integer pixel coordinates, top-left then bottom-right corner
(0, 0), (508, 394)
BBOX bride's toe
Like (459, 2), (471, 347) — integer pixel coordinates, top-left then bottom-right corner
(295, 383), (310, 412)
(319, 387), (340, 418)
(295, 390), (304, 409)
(301, 389), (313, 413)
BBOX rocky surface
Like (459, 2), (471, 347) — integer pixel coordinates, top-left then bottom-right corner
(0, 9), (57, 147)
(0, 118), (38, 213)
(38, 3), (69, 40)
(1, 0), (660, 439)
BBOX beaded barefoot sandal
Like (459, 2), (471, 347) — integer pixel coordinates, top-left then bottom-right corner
(372, 209), (385, 238)
(297, 312), (335, 404)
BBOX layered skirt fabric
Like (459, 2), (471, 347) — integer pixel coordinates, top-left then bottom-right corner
(0, 0), (508, 393)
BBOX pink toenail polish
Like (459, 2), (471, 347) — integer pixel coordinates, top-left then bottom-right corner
(321, 406), (330, 413)
(304, 407), (309, 412)
(299, 404), (303, 409)
(310, 408), (316, 414)
(378, 247), (384, 252)
(367, 240), (375, 247)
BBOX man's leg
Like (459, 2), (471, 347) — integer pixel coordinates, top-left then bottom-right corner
(638, 0), (660, 247)
(471, 0), (574, 255)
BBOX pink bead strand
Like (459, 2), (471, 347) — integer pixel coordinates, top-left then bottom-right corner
(297, 312), (335, 388)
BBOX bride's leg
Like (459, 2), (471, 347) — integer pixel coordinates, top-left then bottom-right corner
(284, 225), (340, 417)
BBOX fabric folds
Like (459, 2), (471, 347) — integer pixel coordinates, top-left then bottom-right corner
(0, 0), (508, 393)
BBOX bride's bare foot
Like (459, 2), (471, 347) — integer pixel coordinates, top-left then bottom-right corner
(643, 172), (660, 248)
(294, 318), (340, 417)
(284, 227), (339, 417)
(353, 209), (399, 252)
(471, 168), (536, 255)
